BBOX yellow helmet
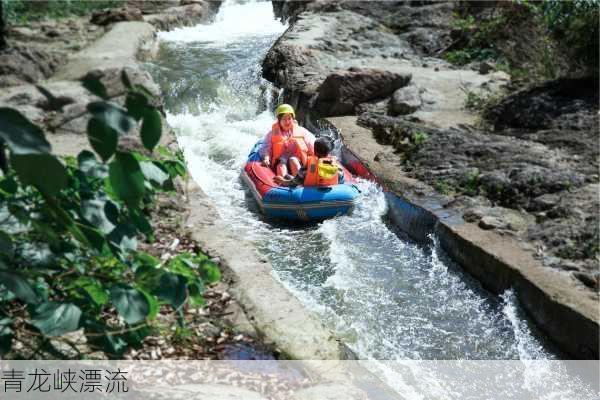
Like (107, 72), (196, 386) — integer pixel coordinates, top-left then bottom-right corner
(275, 104), (295, 118)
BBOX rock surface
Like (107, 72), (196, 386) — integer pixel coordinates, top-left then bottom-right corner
(389, 85), (422, 116)
(314, 68), (412, 116)
(262, 3), (509, 128)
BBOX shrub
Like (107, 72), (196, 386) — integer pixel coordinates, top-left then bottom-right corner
(0, 73), (218, 359)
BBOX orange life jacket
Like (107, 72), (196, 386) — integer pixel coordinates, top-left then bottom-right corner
(270, 121), (309, 167)
(303, 155), (340, 187)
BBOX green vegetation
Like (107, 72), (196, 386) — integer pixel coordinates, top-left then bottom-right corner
(0, 72), (219, 359)
(445, 0), (599, 78)
(410, 131), (428, 147)
(460, 168), (481, 196)
(3, 0), (125, 24)
(434, 179), (452, 196)
(432, 169), (481, 197)
(539, 0), (599, 75)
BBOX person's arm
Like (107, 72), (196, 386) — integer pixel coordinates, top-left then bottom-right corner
(259, 131), (273, 166)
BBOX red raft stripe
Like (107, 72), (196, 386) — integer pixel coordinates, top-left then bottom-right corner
(245, 160), (357, 199)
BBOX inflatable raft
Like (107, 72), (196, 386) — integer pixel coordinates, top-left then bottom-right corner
(242, 141), (360, 221)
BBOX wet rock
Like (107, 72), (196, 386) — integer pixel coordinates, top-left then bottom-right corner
(0, 44), (61, 87)
(389, 85), (422, 116)
(198, 322), (221, 338)
(484, 78), (599, 131)
(573, 272), (599, 291)
(479, 216), (504, 230)
(532, 193), (560, 211)
(8, 26), (38, 40)
(479, 61), (495, 75)
(314, 68), (412, 117)
(90, 7), (144, 26)
(144, 3), (222, 31)
(354, 98), (389, 115)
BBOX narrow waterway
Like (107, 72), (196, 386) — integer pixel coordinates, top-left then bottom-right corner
(145, 1), (595, 397)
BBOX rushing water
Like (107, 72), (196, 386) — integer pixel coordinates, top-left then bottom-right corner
(147, 0), (558, 362)
(146, 2), (600, 397)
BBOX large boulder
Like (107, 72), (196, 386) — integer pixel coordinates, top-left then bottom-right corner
(314, 68), (412, 117)
(484, 78), (599, 131)
(90, 7), (144, 26)
(388, 85), (422, 116)
(0, 44), (61, 87)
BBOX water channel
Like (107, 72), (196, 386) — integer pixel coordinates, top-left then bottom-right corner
(145, 1), (595, 398)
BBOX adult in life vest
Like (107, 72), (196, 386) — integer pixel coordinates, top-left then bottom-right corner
(274, 137), (344, 187)
(259, 104), (315, 179)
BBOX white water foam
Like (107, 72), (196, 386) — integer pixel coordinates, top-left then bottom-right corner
(158, 1), (285, 47)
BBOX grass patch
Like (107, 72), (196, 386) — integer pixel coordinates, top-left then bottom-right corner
(4, 0), (125, 24)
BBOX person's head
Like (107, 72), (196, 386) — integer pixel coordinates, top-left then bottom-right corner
(276, 104), (295, 131)
(314, 137), (333, 158)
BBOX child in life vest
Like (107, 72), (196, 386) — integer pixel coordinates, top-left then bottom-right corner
(274, 137), (344, 187)
(259, 104), (315, 179)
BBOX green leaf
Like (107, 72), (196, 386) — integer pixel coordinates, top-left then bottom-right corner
(0, 265), (39, 304)
(107, 223), (137, 253)
(134, 252), (160, 268)
(87, 102), (135, 136)
(199, 259), (221, 283)
(81, 198), (116, 234)
(31, 302), (82, 337)
(0, 231), (13, 259)
(0, 317), (13, 356)
(82, 74), (108, 99)
(0, 108), (51, 154)
(83, 319), (128, 357)
(141, 109), (162, 151)
(130, 209), (153, 237)
(188, 281), (205, 306)
(78, 223), (108, 254)
(77, 150), (109, 179)
(109, 152), (145, 207)
(134, 265), (162, 290)
(72, 278), (108, 306)
(125, 92), (149, 121)
(167, 254), (196, 280)
(110, 285), (150, 324)
(11, 153), (68, 196)
(156, 273), (187, 310)
(138, 288), (159, 320)
(30, 220), (61, 248)
(140, 161), (169, 187)
(133, 84), (156, 99)
(121, 69), (133, 89)
(0, 176), (18, 195)
(87, 118), (118, 162)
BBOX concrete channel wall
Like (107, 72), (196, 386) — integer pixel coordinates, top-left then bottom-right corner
(327, 116), (599, 360)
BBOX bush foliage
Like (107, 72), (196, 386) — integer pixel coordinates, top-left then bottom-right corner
(446, 0), (599, 77)
(2, 0), (125, 24)
(0, 73), (219, 359)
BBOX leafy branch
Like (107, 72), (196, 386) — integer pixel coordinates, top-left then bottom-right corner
(0, 71), (219, 359)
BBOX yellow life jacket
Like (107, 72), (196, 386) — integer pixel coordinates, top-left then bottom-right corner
(304, 155), (340, 187)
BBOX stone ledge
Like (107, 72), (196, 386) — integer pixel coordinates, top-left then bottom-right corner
(185, 180), (346, 361)
(327, 115), (599, 360)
